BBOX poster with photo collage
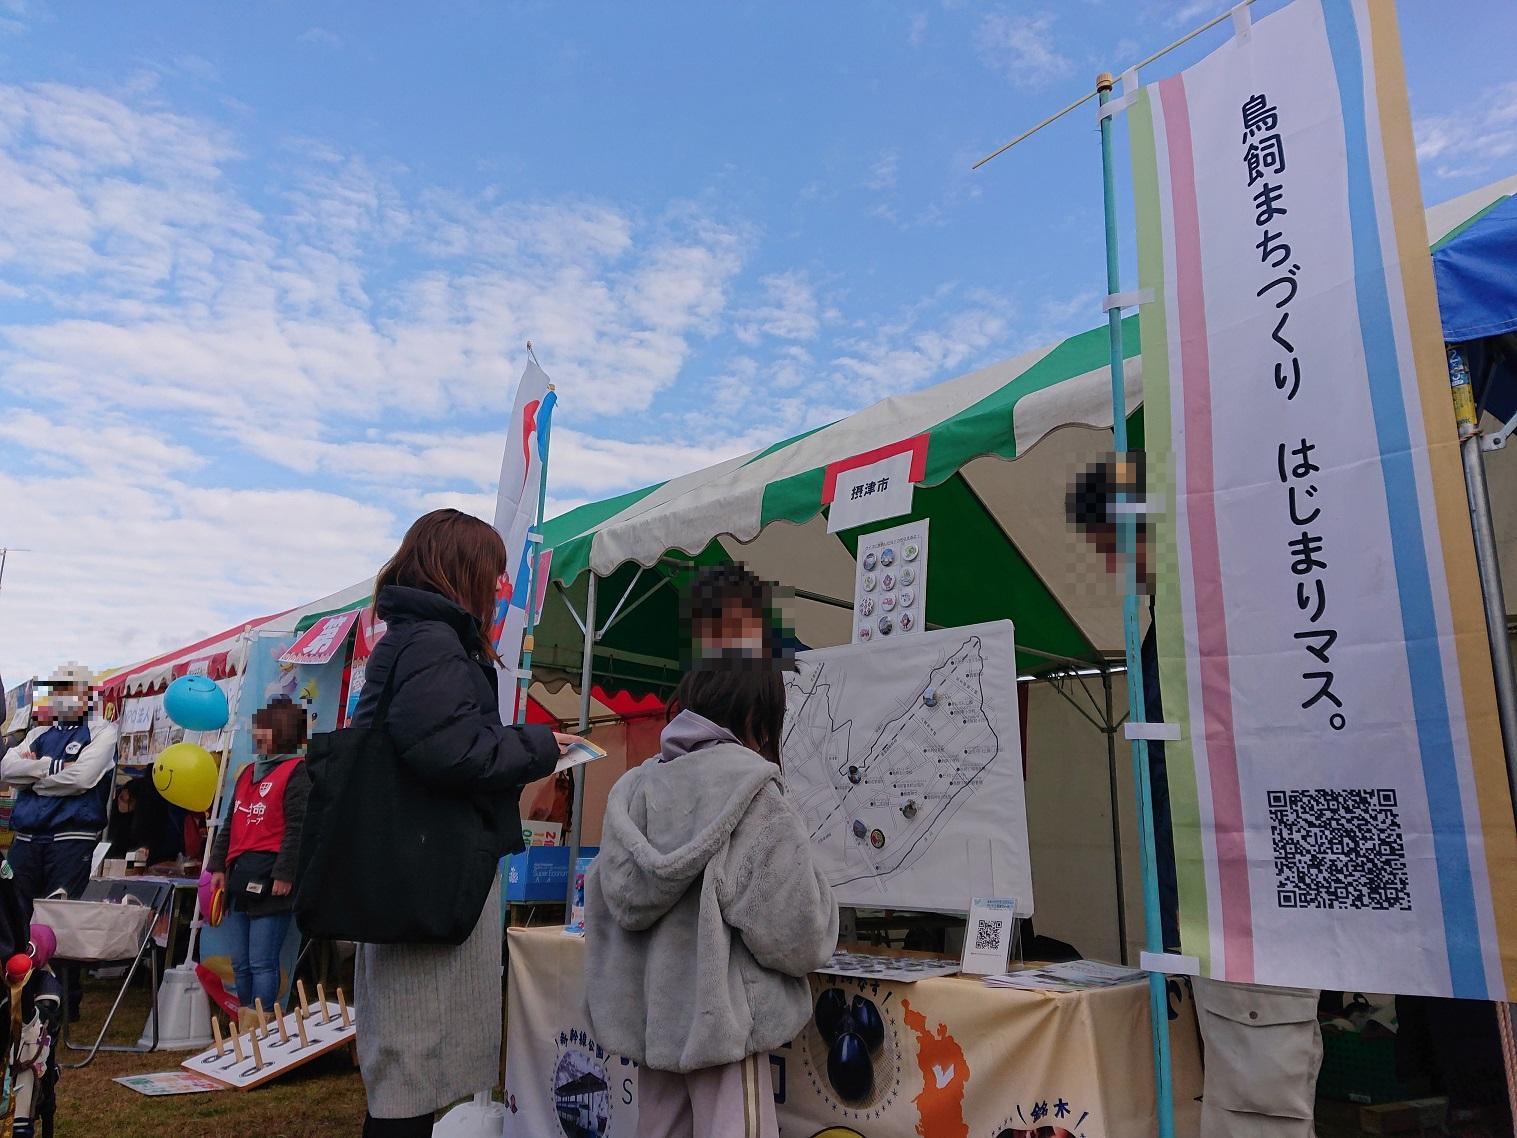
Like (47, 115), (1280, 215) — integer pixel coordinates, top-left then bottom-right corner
(853, 520), (928, 645)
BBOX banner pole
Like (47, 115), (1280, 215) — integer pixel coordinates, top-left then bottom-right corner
(564, 573), (597, 909)
(1098, 72), (1176, 1138)
(514, 383), (556, 727)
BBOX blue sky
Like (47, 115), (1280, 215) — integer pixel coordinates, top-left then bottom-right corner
(2, 0), (1515, 681)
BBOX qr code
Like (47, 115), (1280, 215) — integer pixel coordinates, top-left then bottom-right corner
(1269, 788), (1411, 911)
(975, 919), (1004, 951)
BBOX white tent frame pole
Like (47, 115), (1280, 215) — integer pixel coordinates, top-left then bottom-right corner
(181, 623), (254, 966)
(1102, 668), (1129, 965)
(564, 573), (598, 909)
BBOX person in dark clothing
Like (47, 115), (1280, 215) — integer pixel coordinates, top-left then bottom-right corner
(349, 509), (582, 1138)
(1067, 460), (1180, 951)
(105, 775), (179, 866)
(1069, 457), (1323, 1138)
(207, 696), (311, 1024)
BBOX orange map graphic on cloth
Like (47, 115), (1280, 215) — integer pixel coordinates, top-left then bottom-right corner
(900, 998), (969, 1138)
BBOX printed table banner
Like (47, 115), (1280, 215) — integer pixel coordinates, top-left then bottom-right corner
(1131, 0), (1517, 997)
(503, 927), (1202, 1138)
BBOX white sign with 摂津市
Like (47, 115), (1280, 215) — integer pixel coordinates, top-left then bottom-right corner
(961, 898), (1018, 976)
(853, 519), (928, 644)
(824, 434), (929, 533)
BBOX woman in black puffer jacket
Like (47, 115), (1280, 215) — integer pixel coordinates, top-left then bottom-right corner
(350, 509), (576, 1138)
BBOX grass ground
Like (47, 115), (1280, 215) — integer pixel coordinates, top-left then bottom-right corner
(54, 972), (367, 1138)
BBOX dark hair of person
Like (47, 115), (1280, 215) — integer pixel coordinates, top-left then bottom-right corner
(252, 696), (309, 754)
(669, 666), (786, 766)
(376, 508), (508, 660)
(1066, 454), (1146, 535)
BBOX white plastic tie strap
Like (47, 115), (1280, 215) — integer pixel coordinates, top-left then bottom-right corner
(1096, 69), (1141, 121)
(515, 668), (534, 681)
(527, 531), (544, 543)
(1232, 3), (1253, 40)
(1141, 951), (1200, 976)
(1112, 499), (1162, 516)
(1125, 722), (1182, 742)
(1102, 288), (1154, 312)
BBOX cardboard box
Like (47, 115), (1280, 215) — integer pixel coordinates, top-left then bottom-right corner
(1358, 1097), (1448, 1135)
(503, 846), (597, 903)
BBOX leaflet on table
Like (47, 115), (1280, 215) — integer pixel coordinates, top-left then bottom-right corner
(817, 949), (960, 983)
(983, 959), (1144, 991)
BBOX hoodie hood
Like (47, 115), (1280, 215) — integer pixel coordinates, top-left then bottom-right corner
(596, 725), (780, 932)
(658, 710), (740, 762)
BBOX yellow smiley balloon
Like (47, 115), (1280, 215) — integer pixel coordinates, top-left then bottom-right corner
(152, 742), (219, 813)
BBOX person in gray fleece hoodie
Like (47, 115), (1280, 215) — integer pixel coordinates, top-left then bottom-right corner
(585, 652), (839, 1138)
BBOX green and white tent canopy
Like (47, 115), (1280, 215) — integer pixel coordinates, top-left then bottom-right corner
(535, 176), (1517, 697)
(535, 319), (1144, 691)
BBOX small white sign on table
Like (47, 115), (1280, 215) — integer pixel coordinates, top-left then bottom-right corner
(119, 697), (156, 736)
(961, 897), (1018, 976)
(852, 519), (929, 644)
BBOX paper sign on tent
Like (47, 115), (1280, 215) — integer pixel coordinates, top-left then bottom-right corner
(824, 435), (929, 533)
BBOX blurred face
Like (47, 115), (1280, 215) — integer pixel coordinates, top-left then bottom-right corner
(253, 726), (275, 755)
(1086, 523), (1152, 590)
(695, 602), (768, 659)
(50, 682), (88, 723)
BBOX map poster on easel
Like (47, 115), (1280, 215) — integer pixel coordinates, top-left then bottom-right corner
(782, 620), (1032, 915)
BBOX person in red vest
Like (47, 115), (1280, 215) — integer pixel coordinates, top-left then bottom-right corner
(207, 695), (310, 1027)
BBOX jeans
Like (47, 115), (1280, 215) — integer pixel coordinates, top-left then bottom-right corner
(220, 909), (291, 1010)
(7, 835), (96, 1017)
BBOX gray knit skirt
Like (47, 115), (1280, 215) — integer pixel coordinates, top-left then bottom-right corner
(355, 873), (502, 1119)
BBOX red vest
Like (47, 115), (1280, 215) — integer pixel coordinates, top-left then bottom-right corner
(226, 757), (302, 862)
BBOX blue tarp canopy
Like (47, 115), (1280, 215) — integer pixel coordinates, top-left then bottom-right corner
(1435, 191), (1517, 342)
(1431, 179), (1517, 423)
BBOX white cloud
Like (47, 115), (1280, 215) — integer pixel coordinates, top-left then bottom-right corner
(975, 11), (1073, 90)
(1166, 1), (1218, 29)
(1415, 82), (1517, 180)
(298, 27), (344, 49)
(735, 272), (823, 344)
(908, 12), (929, 48)
(866, 149), (900, 193)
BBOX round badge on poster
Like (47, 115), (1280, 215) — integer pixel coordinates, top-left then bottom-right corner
(899, 589), (915, 608)
(899, 612), (915, 632)
(881, 594), (897, 613)
(903, 542), (920, 562)
(862, 574), (877, 593)
(880, 548), (897, 568)
(859, 597), (875, 617)
(900, 566), (916, 587)
(881, 573), (895, 592)
(858, 625), (873, 641)
(878, 615), (894, 636)
(862, 552), (877, 572)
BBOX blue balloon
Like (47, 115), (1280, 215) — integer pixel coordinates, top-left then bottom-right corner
(163, 675), (229, 732)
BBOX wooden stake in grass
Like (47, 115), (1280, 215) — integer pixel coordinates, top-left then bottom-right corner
(211, 1016), (225, 1058)
(274, 1002), (291, 1045)
(294, 1005), (310, 1051)
(316, 983), (329, 1023)
(337, 987), (351, 1029)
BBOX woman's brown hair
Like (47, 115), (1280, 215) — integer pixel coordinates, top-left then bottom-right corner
(375, 509), (508, 660)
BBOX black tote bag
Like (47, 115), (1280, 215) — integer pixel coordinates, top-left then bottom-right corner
(293, 657), (500, 946)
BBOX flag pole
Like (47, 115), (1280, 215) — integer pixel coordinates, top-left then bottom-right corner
(1098, 72), (1176, 1138)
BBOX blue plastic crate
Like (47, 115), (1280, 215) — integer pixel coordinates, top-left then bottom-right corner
(503, 846), (598, 903)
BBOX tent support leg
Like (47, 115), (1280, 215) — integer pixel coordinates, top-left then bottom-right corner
(1451, 354), (1517, 1119)
(565, 574), (598, 910)
(1103, 668), (1129, 965)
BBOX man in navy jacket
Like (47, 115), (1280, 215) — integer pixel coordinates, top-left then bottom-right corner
(2, 663), (118, 1017)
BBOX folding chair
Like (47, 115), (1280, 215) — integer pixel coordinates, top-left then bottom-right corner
(37, 878), (174, 1068)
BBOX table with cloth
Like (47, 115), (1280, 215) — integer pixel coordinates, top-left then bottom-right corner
(504, 926), (1203, 1138)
